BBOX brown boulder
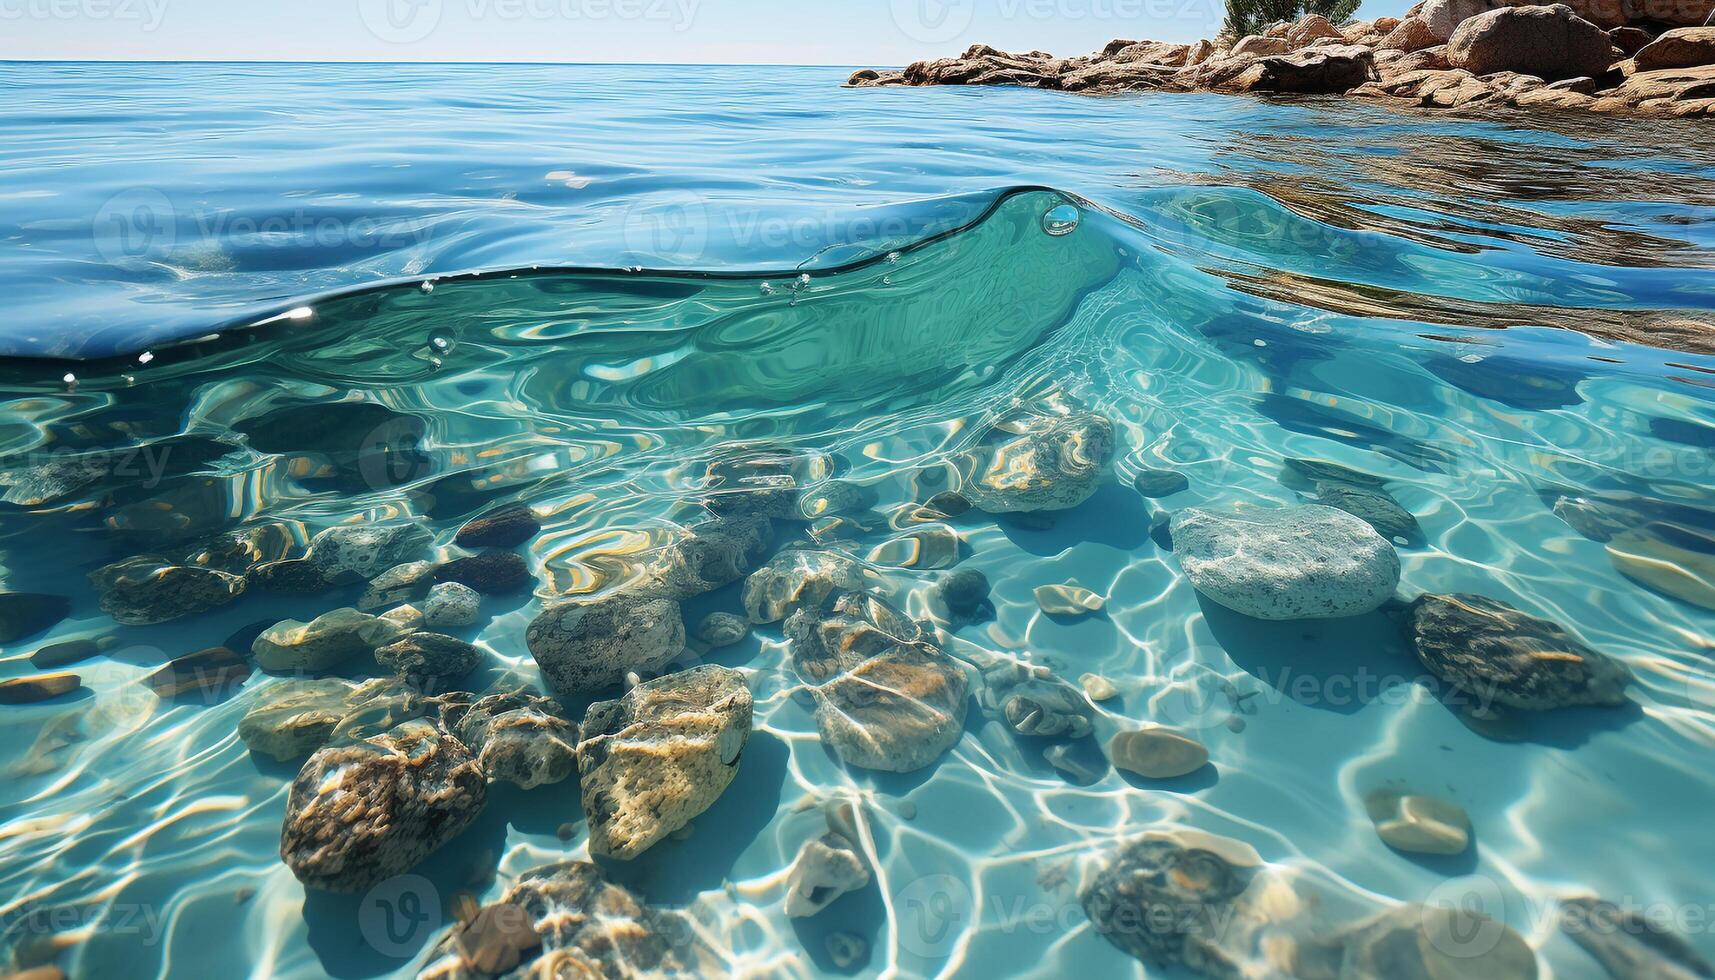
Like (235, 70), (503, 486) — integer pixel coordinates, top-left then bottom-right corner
(1381, 15), (1443, 50)
(1221, 44), (1378, 93)
(1623, 0), (1715, 25)
(1233, 34), (1293, 56)
(1448, 4), (1617, 79)
(1635, 27), (1715, 69)
(1288, 14), (1346, 47)
(1606, 62), (1715, 105)
(1609, 26), (1655, 54)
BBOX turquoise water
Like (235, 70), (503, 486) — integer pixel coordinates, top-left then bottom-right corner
(2, 62), (1715, 979)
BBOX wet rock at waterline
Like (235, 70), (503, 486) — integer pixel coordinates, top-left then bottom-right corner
(695, 611), (750, 648)
(375, 631), (483, 686)
(652, 513), (774, 598)
(416, 861), (709, 979)
(441, 691), (578, 790)
(742, 548), (866, 624)
(785, 832), (871, 917)
(434, 551), (532, 595)
(251, 607), (402, 673)
(421, 581), (482, 628)
(526, 592), (684, 696)
(1081, 830), (1261, 974)
(281, 717), (486, 892)
(1406, 593), (1631, 710)
(1364, 789), (1471, 856)
(960, 410), (1115, 514)
(788, 592), (970, 772)
(1558, 895), (1715, 980)
(1172, 505), (1401, 620)
(454, 502), (541, 548)
(576, 665), (752, 859)
(1109, 728), (1210, 778)
(90, 559), (246, 626)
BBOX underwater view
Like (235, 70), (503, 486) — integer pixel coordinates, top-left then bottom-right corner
(3, 62), (1715, 980)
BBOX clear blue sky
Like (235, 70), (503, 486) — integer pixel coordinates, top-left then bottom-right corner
(3, 0), (1410, 64)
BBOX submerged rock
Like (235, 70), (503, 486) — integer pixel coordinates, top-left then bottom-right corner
(1133, 467), (1190, 497)
(526, 593), (685, 696)
(989, 677), (1094, 738)
(695, 611), (750, 648)
(0, 592), (72, 644)
(144, 646), (252, 699)
(90, 559), (246, 626)
(434, 551), (532, 595)
(416, 861), (708, 979)
(742, 549), (866, 624)
(357, 560), (438, 610)
(281, 717), (486, 892)
(0, 672), (81, 705)
(454, 503), (541, 548)
(237, 678), (362, 761)
(305, 522), (434, 581)
(30, 637), (108, 669)
(441, 691), (578, 790)
(702, 445), (807, 519)
(1406, 593), (1631, 710)
(1108, 728), (1210, 778)
(653, 514), (774, 598)
(1313, 482), (1425, 545)
(800, 479), (877, 518)
(1080, 673), (1119, 701)
(1172, 505), (1401, 620)
(1034, 582), (1104, 617)
(785, 832), (870, 917)
(1559, 895), (1715, 980)
(1080, 830), (1261, 975)
(576, 664), (752, 859)
(422, 581), (482, 628)
(960, 411), (1115, 513)
(1364, 789), (1471, 855)
(933, 568), (992, 623)
(791, 592), (969, 772)
(252, 607), (401, 674)
(1296, 902), (1539, 979)
(375, 631), (482, 686)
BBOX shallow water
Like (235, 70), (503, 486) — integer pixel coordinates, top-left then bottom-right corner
(2, 63), (1715, 980)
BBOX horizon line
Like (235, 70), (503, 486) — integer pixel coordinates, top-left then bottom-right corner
(0, 58), (893, 67)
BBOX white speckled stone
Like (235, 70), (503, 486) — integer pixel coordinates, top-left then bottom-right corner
(422, 581), (481, 628)
(1171, 505), (1400, 620)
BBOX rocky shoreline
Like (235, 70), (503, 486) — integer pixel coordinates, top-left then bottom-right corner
(849, 2), (1715, 118)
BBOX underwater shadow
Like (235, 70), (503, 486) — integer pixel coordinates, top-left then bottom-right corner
(992, 481), (1153, 557)
(600, 729), (789, 906)
(788, 880), (885, 975)
(1197, 594), (1416, 716)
